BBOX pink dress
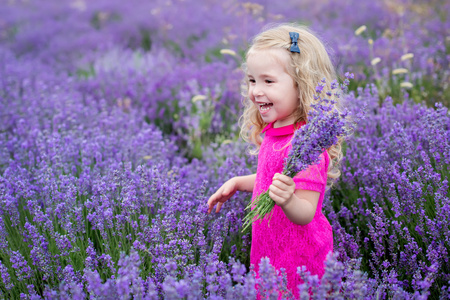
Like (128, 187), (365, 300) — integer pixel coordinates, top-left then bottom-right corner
(250, 122), (333, 298)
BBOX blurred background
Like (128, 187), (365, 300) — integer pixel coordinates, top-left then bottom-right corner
(0, 0), (449, 298)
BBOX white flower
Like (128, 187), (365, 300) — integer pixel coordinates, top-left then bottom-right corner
(400, 82), (413, 89)
(192, 95), (207, 102)
(392, 68), (408, 75)
(355, 25), (367, 36)
(401, 53), (414, 61)
(220, 49), (237, 56)
(371, 57), (381, 66)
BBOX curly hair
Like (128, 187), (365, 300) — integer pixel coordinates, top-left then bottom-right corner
(239, 23), (343, 186)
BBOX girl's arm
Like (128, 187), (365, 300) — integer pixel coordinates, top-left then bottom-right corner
(207, 174), (256, 214)
(234, 174), (256, 193)
(279, 189), (319, 225)
(269, 173), (319, 225)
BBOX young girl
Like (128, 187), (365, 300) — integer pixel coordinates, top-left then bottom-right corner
(207, 24), (342, 297)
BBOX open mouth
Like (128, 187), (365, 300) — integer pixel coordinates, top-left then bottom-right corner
(258, 102), (273, 113)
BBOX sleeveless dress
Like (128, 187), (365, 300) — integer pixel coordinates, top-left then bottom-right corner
(250, 122), (333, 298)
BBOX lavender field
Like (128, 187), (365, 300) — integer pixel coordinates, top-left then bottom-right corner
(0, 0), (449, 299)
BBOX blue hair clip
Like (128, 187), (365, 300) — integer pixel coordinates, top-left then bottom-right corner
(289, 32), (300, 53)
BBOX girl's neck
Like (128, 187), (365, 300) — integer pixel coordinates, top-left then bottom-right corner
(273, 116), (297, 128)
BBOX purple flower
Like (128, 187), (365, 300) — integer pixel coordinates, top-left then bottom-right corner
(10, 251), (33, 282)
(0, 261), (13, 290)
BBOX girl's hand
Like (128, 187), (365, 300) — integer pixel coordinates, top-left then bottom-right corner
(207, 178), (238, 214)
(269, 173), (296, 207)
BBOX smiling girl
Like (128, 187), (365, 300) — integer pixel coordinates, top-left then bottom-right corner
(207, 24), (342, 298)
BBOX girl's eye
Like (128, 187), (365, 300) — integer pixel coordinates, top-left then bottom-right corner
(265, 80), (273, 84)
(248, 79), (256, 83)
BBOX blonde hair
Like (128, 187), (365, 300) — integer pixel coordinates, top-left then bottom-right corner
(239, 23), (343, 186)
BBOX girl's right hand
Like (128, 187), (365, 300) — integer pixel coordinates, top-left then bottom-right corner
(207, 178), (238, 214)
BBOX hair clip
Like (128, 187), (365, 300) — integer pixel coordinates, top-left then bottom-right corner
(289, 32), (300, 53)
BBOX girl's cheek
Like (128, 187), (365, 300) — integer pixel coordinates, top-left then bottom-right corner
(248, 89), (254, 101)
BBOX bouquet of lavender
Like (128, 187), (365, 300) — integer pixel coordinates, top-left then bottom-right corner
(242, 73), (353, 232)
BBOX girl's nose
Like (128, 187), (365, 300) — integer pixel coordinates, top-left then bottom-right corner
(252, 84), (264, 97)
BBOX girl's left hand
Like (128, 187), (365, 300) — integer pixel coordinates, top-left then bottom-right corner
(269, 173), (295, 207)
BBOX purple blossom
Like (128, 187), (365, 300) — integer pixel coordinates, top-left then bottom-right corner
(0, 260), (13, 290)
(10, 251), (33, 282)
(0, 0), (448, 298)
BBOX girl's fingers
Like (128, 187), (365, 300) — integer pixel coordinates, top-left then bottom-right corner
(271, 179), (287, 190)
(207, 182), (236, 214)
(269, 190), (282, 204)
(207, 193), (220, 213)
(207, 191), (228, 214)
(269, 189), (291, 207)
(223, 183), (236, 196)
(219, 188), (230, 201)
(269, 184), (281, 194)
(270, 184), (291, 200)
(273, 174), (294, 185)
(223, 186), (231, 196)
(272, 179), (294, 195)
(207, 199), (215, 214)
(209, 192), (218, 204)
(216, 186), (224, 196)
(270, 184), (288, 198)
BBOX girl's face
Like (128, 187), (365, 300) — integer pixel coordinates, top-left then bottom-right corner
(247, 48), (299, 128)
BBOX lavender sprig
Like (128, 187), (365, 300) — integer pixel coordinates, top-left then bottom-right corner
(242, 74), (353, 232)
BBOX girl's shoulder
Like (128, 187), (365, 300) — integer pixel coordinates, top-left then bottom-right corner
(293, 152), (328, 191)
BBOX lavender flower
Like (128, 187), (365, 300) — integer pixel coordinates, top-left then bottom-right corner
(10, 251), (33, 282)
(0, 261), (13, 290)
(0, 0), (448, 297)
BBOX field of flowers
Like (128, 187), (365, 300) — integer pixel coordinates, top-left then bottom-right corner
(0, 0), (449, 299)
